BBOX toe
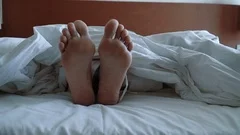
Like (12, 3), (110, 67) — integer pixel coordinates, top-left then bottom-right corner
(120, 29), (128, 42)
(74, 20), (89, 37)
(125, 36), (131, 44)
(124, 36), (131, 47)
(67, 22), (78, 37)
(115, 24), (124, 39)
(62, 28), (71, 40)
(60, 35), (67, 44)
(103, 19), (119, 39)
(122, 34), (133, 51)
(127, 42), (134, 51)
(59, 42), (65, 53)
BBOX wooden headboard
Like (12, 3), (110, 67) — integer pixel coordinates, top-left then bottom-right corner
(0, 0), (239, 47)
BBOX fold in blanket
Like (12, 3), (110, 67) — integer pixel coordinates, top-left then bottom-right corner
(0, 25), (239, 106)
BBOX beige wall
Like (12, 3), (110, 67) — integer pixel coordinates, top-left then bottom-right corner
(94, 0), (240, 5)
(0, 1), (239, 47)
(0, 0), (2, 29)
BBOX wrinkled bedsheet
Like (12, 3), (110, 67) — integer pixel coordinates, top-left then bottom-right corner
(0, 92), (239, 135)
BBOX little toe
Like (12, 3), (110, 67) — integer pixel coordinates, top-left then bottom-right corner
(127, 42), (134, 51)
(115, 24), (124, 39)
(103, 19), (119, 39)
(67, 22), (78, 37)
(62, 28), (71, 40)
(60, 35), (68, 44)
(74, 20), (89, 37)
(59, 42), (65, 53)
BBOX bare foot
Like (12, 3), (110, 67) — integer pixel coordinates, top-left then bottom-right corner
(97, 19), (133, 105)
(59, 20), (95, 106)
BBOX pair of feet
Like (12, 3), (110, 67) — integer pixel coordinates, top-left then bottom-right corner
(59, 19), (133, 106)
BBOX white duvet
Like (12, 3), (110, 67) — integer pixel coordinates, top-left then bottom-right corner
(0, 25), (240, 106)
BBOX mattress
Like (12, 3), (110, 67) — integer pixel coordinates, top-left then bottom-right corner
(0, 90), (239, 135)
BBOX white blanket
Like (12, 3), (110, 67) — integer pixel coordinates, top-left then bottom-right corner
(0, 25), (239, 106)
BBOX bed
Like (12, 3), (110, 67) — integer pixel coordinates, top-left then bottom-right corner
(0, 1), (240, 135)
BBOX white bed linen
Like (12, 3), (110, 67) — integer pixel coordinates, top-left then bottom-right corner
(0, 91), (239, 135)
(0, 25), (240, 106)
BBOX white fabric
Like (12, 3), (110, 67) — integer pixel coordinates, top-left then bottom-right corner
(0, 25), (240, 106)
(0, 92), (239, 135)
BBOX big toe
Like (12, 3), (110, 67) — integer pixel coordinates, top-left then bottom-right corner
(74, 20), (89, 37)
(103, 19), (119, 39)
